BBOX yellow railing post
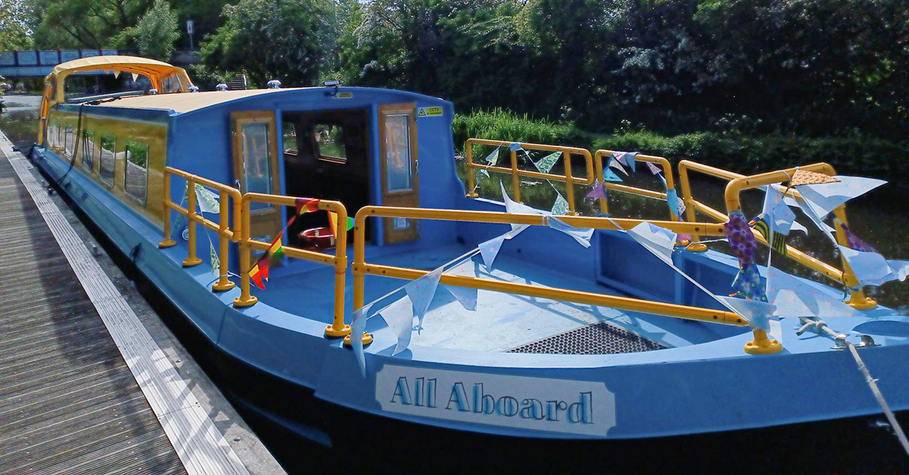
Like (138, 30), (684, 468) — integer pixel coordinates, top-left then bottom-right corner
(182, 178), (203, 268)
(677, 162), (705, 251)
(323, 201), (352, 338)
(592, 151), (609, 215)
(831, 207), (876, 310)
(466, 141), (478, 198)
(510, 149), (521, 203)
(159, 168), (176, 248)
(564, 150), (578, 215)
(233, 195), (257, 308)
(212, 189), (236, 292)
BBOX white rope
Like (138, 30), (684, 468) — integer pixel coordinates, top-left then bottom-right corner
(846, 342), (909, 457)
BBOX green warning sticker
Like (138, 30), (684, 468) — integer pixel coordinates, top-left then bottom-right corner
(418, 106), (443, 117)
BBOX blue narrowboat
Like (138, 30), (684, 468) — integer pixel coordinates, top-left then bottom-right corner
(30, 56), (909, 469)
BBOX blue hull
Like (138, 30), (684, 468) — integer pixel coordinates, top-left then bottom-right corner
(32, 146), (909, 444)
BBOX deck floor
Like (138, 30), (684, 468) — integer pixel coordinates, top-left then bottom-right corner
(0, 151), (186, 473)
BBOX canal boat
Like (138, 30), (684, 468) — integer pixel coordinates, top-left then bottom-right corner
(30, 56), (909, 466)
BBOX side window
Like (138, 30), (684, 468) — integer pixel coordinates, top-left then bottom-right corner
(47, 121), (56, 148)
(384, 114), (412, 192)
(99, 134), (116, 186)
(240, 123), (272, 194)
(82, 130), (95, 172)
(123, 141), (148, 205)
(282, 121), (297, 156)
(313, 124), (347, 164)
(64, 126), (74, 159)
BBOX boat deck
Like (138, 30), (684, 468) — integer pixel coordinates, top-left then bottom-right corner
(0, 138), (272, 474)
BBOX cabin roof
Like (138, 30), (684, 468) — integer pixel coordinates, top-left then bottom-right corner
(93, 88), (310, 114)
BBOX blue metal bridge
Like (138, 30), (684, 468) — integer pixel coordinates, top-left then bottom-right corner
(0, 49), (119, 79)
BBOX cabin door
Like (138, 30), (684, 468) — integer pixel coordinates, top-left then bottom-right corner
(231, 111), (282, 242)
(378, 103), (420, 244)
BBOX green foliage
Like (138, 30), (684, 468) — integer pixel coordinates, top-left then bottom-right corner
(592, 131), (909, 182)
(115, 0), (180, 61)
(27, 0), (151, 48)
(452, 109), (584, 153)
(0, 1), (31, 50)
(199, 0), (340, 88)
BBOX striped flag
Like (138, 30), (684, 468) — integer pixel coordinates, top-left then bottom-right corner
(751, 216), (788, 256)
(329, 211), (354, 238)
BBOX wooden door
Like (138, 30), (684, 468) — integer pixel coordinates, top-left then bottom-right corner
(231, 111), (282, 242)
(378, 103), (420, 244)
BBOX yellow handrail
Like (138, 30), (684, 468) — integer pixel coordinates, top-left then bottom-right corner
(593, 150), (678, 220)
(351, 206), (740, 335)
(465, 138), (594, 215)
(232, 193), (351, 338)
(159, 167), (241, 292)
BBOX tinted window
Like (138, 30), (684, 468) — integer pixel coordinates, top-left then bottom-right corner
(99, 134), (116, 185)
(82, 130), (95, 172)
(384, 114), (412, 192)
(124, 141), (148, 205)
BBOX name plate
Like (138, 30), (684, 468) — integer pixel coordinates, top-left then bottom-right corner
(376, 365), (615, 436)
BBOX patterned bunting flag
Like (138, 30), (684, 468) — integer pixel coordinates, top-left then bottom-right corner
(483, 148), (499, 166)
(548, 217), (593, 248)
(209, 241), (219, 274)
(646, 162), (661, 175)
(603, 167), (623, 182)
(608, 157), (628, 175)
(612, 152), (637, 172)
(725, 211), (758, 268)
(328, 211), (355, 238)
(666, 189), (680, 218)
(551, 194), (569, 215)
(839, 223), (877, 253)
(249, 254), (268, 290)
(534, 152), (561, 174)
(295, 197), (320, 215)
(405, 266), (444, 333)
(751, 216), (788, 256)
(627, 222), (677, 265)
(194, 184), (220, 214)
(761, 186), (796, 235)
(731, 263), (767, 302)
(676, 216), (692, 243)
(585, 180), (607, 200)
(766, 266), (857, 317)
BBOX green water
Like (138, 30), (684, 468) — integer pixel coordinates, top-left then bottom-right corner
(4, 97), (906, 309)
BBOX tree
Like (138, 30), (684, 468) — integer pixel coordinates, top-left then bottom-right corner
(199, 0), (340, 88)
(26, 0), (151, 48)
(0, 1), (32, 50)
(118, 0), (180, 61)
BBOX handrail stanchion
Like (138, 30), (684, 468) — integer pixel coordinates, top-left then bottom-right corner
(592, 151), (609, 215)
(510, 148), (521, 203)
(564, 149), (578, 215)
(466, 140), (478, 198)
(832, 207), (876, 309)
(323, 202), (352, 338)
(678, 162), (706, 251)
(353, 210), (367, 311)
(233, 196), (257, 307)
(159, 168), (176, 248)
(212, 189), (236, 292)
(182, 177), (203, 267)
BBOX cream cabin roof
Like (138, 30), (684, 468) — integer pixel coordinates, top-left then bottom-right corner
(92, 88), (313, 114)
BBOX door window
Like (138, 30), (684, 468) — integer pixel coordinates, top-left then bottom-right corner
(384, 114), (412, 192)
(241, 123), (273, 194)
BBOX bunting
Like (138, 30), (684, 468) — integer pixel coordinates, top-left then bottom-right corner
(751, 216), (788, 256)
(731, 263), (767, 302)
(666, 189), (680, 218)
(551, 194), (569, 215)
(603, 167), (623, 182)
(350, 303), (372, 377)
(761, 186), (796, 235)
(194, 184), (220, 214)
(444, 260), (478, 311)
(585, 180), (607, 200)
(718, 296), (776, 332)
(796, 176), (885, 217)
(483, 148), (500, 166)
(627, 222), (677, 265)
(405, 266), (444, 333)
(381, 297), (416, 355)
(479, 235), (507, 270)
(608, 157), (628, 176)
(646, 162), (662, 175)
(676, 216), (692, 243)
(249, 256), (268, 290)
(329, 211), (355, 238)
(839, 222), (877, 253)
(725, 211), (759, 268)
(209, 241), (219, 274)
(295, 197), (321, 215)
(613, 152), (637, 172)
(548, 217), (594, 248)
(534, 152), (561, 174)
(766, 266), (857, 317)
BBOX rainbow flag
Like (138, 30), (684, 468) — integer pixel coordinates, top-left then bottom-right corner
(328, 211), (354, 238)
(295, 198), (320, 215)
(249, 255), (269, 290)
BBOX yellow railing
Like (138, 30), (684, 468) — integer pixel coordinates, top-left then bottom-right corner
(350, 206), (745, 343)
(159, 167), (241, 292)
(465, 138), (594, 215)
(593, 150), (678, 220)
(233, 193), (351, 337)
(678, 160), (875, 309)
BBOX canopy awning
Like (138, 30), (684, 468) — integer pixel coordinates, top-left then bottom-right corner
(45, 55), (194, 103)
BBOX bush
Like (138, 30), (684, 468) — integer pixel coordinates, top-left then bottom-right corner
(593, 131), (909, 183)
(452, 109), (584, 153)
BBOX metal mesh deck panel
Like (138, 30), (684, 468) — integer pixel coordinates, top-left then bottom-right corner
(508, 322), (665, 355)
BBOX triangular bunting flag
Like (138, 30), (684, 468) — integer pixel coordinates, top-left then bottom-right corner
(194, 184), (220, 214)
(483, 148), (499, 166)
(444, 260), (478, 311)
(718, 296), (777, 332)
(646, 162), (661, 175)
(676, 216), (692, 243)
(838, 246), (897, 287)
(666, 189), (680, 218)
(509, 142), (523, 151)
(766, 266), (857, 317)
(210, 241), (219, 274)
(131, 72), (139, 83)
(627, 222), (677, 265)
(350, 303), (373, 377)
(839, 222), (877, 253)
(612, 152), (637, 172)
(249, 255), (268, 290)
(797, 176), (885, 218)
(551, 194), (569, 215)
(585, 180), (607, 200)
(789, 169), (840, 187)
(731, 263), (767, 301)
(479, 235), (506, 270)
(405, 266), (443, 333)
(295, 197), (320, 215)
(380, 297), (416, 355)
(603, 167), (623, 182)
(613, 152), (628, 167)
(329, 211), (355, 238)
(534, 152), (561, 174)
(548, 217), (594, 248)
(761, 186), (796, 235)
(751, 216), (788, 256)
(608, 157), (628, 176)
(725, 212), (758, 268)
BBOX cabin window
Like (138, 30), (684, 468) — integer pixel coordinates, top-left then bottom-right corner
(241, 123), (273, 194)
(162, 73), (185, 93)
(124, 141), (148, 205)
(282, 122), (297, 156)
(82, 130), (95, 173)
(47, 121), (56, 148)
(64, 126), (74, 159)
(99, 134), (116, 186)
(313, 124), (348, 164)
(384, 114), (412, 192)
